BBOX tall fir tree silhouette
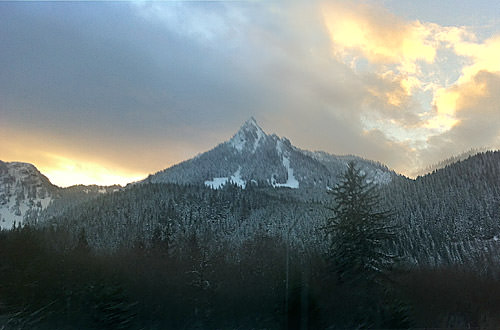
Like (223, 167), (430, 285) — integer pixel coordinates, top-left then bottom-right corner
(326, 161), (395, 283)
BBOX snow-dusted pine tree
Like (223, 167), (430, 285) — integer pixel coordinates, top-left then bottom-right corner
(326, 161), (395, 283)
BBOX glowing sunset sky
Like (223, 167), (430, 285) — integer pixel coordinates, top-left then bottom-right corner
(1, 0), (500, 187)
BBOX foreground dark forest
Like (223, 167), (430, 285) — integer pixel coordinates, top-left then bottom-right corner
(3, 225), (500, 329)
(4, 154), (500, 328)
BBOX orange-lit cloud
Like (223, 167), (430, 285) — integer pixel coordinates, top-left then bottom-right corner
(428, 28), (497, 105)
(426, 33), (499, 130)
(426, 87), (461, 130)
(321, 2), (443, 134)
(420, 70), (500, 167)
(320, 0), (500, 142)
(322, 3), (436, 65)
(454, 36), (500, 83)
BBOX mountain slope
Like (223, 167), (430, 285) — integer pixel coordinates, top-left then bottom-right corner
(144, 117), (394, 194)
(385, 150), (500, 265)
(46, 150), (500, 267)
(9, 119), (500, 268)
(412, 148), (487, 177)
(0, 161), (58, 229)
(0, 161), (124, 229)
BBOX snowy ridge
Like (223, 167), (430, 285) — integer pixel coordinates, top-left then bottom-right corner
(366, 169), (392, 185)
(252, 123), (266, 152)
(145, 117), (394, 193)
(303, 150), (394, 185)
(0, 160), (127, 229)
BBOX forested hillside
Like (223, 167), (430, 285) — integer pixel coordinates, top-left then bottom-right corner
(4, 153), (500, 328)
(34, 151), (500, 270)
(386, 151), (500, 266)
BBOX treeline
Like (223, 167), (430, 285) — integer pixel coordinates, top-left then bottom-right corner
(6, 152), (500, 328)
(35, 151), (500, 268)
(3, 226), (500, 328)
(41, 183), (327, 254)
(0, 225), (388, 328)
(383, 151), (500, 266)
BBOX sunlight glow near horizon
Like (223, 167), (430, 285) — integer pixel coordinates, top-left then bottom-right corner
(40, 155), (147, 187)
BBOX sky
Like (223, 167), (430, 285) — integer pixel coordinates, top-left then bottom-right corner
(1, 0), (500, 187)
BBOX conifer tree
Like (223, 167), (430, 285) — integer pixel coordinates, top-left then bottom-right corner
(326, 161), (395, 283)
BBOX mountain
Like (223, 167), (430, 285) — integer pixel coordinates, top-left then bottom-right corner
(6, 119), (500, 268)
(0, 161), (58, 229)
(43, 150), (500, 267)
(0, 161), (124, 229)
(144, 117), (393, 196)
(412, 148), (487, 177)
(386, 150), (500, 265)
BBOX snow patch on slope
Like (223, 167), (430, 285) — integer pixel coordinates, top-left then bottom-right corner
(0, 196), (53, 230)
(253, 125), (265, 152)
(368, 169), (392, 185)
(230, 135), (245, 152)
(204, 177), (229, 189)
(276, 139), (283, 156)
(205, 167), (246, 189)
(0, 200), (22, 229)
(273, 156), (299, 189)
(230, 167), (246, 189)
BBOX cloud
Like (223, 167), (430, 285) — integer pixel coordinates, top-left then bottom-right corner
(429, 34), (500, 121)
(420, 32), (500, 165)
(454, 36), (500, 83)
(320, 1), (486, 132)
(319, 1), (500, 167)
(423, 71), (500, 163)
(2, 0), (500, 184)
(321, 2), (442, 131)
(322, 2), (436, 65)
(0, 1), (441, 179)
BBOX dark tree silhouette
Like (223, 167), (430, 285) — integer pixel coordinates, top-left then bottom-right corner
(326, 161), (395, 283)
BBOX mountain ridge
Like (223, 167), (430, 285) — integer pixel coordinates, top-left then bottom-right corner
(0, 160), (58, 229)
(144, 118), (395, 192)
(4, 120), (500, 267)
(2, 118), (495, 234)
(36, 149), (500, 267)
(0, 160), (123, 229)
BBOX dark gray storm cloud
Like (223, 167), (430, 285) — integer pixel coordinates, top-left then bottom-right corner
(1, 3), (252, 137)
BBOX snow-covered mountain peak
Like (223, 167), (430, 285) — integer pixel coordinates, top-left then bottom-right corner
(0, 161), (54, 190)
(229, 117), (267, 153)
(144, 118), (395, 194)
(4, 162), (43, 181)
(241, 116), (261, 130)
